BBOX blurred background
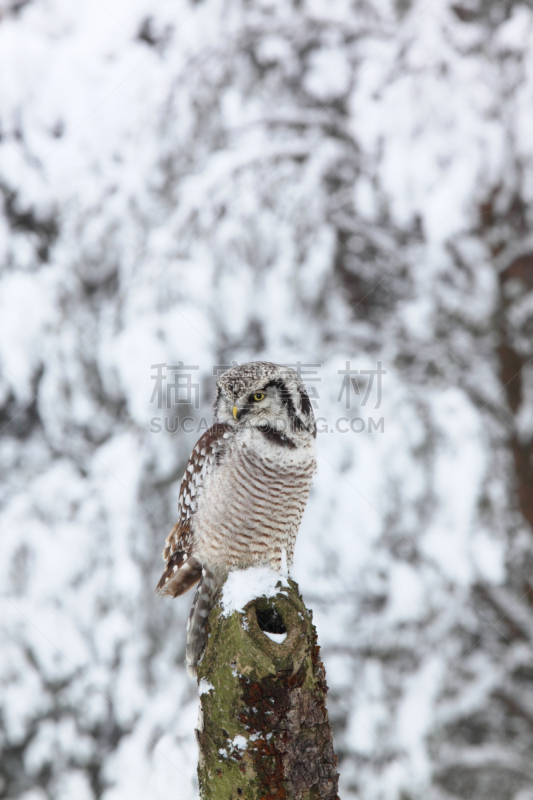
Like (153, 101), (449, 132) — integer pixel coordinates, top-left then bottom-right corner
(1, 0), (533, 798)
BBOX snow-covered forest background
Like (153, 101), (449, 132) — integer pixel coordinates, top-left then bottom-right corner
(1, 0), (533, 798)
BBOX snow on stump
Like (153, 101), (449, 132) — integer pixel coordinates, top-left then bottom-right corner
(195, 567), (339, 800)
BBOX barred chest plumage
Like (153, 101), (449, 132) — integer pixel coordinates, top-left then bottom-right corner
(192, 425), (316, 576)
(156, 360), (318, 674)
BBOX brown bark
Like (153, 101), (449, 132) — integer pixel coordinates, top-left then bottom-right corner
(195, 578), (339, 800)
(498, 254), (533, 531)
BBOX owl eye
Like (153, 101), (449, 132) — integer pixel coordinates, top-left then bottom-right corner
(253, 392), (266, 402)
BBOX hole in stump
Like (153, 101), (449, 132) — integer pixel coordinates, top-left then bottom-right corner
(256, 607), (287, 635)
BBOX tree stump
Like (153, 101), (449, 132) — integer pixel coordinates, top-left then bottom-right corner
(195, 575), (339, 799)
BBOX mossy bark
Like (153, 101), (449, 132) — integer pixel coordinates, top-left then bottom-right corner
(196, 578), (339, 800)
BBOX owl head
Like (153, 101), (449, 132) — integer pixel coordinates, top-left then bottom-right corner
(214, 361), (316, 439)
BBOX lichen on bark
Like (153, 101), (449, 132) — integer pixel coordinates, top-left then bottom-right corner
(196, 578), (339, 800)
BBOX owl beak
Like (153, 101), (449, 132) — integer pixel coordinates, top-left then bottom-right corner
(232, 405), (239, 420)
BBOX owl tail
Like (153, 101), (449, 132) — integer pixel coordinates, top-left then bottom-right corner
(186, 568), (220, 676)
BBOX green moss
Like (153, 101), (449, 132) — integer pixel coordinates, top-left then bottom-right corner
(196, 580), (338, 800)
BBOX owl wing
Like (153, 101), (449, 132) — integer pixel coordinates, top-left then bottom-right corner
(156, 422), (232, 597)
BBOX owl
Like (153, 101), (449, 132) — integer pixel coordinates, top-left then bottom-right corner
(156, 361), (317, 674)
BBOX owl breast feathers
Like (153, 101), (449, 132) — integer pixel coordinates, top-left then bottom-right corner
(156, 361), (317, 674)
